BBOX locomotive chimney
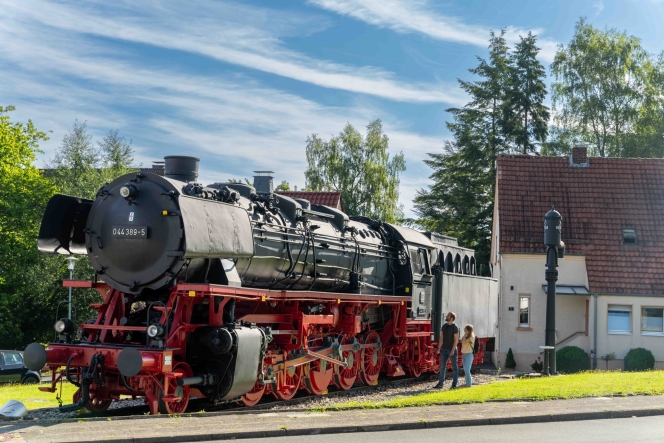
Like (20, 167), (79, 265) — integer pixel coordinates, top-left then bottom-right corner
(164, 156), (200, 182)
(253, 171), (274, 194)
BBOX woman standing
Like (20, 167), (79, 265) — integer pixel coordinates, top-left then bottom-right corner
(460, 324), (475, 387)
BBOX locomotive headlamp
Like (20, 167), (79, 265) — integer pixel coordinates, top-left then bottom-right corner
(119, 184), (137, 199)
(147, 323), (165, 338)
(54, 318), (74, 334)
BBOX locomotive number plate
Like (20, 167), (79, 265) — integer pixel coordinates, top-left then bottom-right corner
(112, 226), (148, 239)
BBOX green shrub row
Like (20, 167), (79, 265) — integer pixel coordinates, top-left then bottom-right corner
(553, 346), (656, 373)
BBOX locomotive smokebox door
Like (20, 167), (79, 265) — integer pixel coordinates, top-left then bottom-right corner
(544, 207), (562, 247)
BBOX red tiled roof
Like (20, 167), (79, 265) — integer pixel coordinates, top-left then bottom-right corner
(497, 155), (664, 295)
(277, 191), (344, 211)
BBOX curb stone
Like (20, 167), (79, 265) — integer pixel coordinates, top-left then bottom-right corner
(91, 406), (664, 443)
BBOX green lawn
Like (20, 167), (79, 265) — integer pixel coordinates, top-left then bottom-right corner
(0, 382), (78, 410)
(316, 371), (664, 411)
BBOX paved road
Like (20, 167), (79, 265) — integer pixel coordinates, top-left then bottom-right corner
(221, 416), (664, 443)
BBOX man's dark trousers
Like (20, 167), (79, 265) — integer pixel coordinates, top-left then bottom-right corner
(438, 348), (458, 387)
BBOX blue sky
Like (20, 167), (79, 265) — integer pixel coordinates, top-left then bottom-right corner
(2, 0), (664, 217)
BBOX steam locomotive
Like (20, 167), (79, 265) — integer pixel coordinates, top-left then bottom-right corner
(24, 156), (495, 414)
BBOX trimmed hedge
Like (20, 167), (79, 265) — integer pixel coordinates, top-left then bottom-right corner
(556, 346), (590, 374)
(624, 348), (655, 372)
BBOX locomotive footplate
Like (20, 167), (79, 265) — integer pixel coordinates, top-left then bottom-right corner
(175, 283), (412, 305)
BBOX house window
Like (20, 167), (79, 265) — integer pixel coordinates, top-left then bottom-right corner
(608, 305), (632, 334)
(641, 307), (664, 335)
(622, 227), (637, 245)
(519, 295), (530, 327)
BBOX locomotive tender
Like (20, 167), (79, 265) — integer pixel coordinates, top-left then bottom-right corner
(25, 156), (496, 414)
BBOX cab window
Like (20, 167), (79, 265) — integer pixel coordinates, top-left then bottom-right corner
(410, 248), (430, 275)
(410, 249), (422, 275)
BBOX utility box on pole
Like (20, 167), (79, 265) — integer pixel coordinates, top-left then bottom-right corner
(543, 207), (564, 375)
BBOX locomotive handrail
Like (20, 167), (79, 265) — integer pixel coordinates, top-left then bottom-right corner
(79, 324), (147, 331)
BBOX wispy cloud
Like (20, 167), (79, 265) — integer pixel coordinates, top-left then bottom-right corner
(0, 7), (442, 215)
(2, 0), (465, 105)
(308, 0), (560, 62)
(593, 1), (605, 15)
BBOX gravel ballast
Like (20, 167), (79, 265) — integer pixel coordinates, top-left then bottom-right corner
(19, 371), (505, 420)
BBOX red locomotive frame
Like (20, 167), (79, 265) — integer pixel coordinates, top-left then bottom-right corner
(40, 279), (486, 414)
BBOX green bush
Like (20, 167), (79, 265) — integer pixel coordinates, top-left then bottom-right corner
(556, 346), (590, 374)
(505, 348), (516, 368)
(624, 348), (655, 372)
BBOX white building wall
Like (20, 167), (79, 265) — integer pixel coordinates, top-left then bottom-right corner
(496, 254), (589, 371)
(593, 295), (664, 370)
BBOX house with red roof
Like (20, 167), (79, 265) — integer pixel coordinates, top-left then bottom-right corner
(277, 191), (344, 212)
(491, 146), (664, 371)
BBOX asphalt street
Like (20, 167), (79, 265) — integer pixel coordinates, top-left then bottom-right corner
(220, 416), (664, 443)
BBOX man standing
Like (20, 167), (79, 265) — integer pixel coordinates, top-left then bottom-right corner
(433, 312), (458, 389)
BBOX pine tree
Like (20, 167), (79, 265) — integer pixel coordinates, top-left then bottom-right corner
(414, 31), (513, 274)
(505, 32), (549, 154)
(505, 348), (517, 369)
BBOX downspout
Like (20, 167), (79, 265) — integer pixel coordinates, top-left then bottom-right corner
(496, 255), (502, 370)
(593, 293), (598, 370)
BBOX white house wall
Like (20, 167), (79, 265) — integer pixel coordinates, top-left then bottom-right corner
(497, 254), (589, 371)
(593, 295), (664, 370)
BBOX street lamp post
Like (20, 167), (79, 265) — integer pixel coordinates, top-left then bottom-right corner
(65, 256), (78, 320)
(543, 206), (564, 375)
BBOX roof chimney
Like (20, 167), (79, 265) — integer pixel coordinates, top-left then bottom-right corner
(253, 171), (274, 193)
(570, 145), (589, 168)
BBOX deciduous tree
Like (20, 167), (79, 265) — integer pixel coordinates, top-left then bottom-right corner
(275, 180), (290, 192)
(305, 120), (405, 223)
(0, 106), (60, 347)
(551, 19), (656, 157)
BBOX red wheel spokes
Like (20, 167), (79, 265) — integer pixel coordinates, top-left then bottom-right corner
(334, 337), (359, 390)
(303, 360), (333, 395)
(158, 362), (192, 414)
(241, 380), (266, 406)
(360, 331), (382, 386)
(74, 386), (113, 413)
(274, 364), (303, 400)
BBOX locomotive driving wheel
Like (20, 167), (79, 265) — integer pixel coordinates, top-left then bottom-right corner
(333, 336), (359, 390)
(359, 331), (382, 385)
(158, 362), (192, 414)
(241, 380), (266, 407)
(429, 345), (441, 374)
(407, 338), (423, 378)
(73, 387), (112, 413)
(303, 359), (333, 395)
(274, 364), (303, 400)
